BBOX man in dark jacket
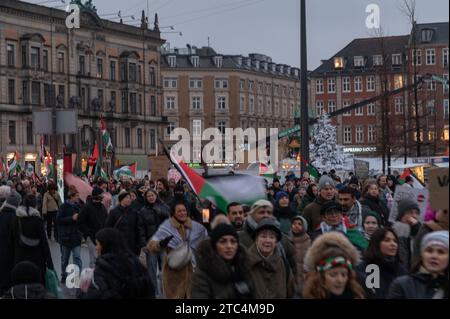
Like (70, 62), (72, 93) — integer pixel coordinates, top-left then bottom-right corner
(105, 191), (141, 255)
(78, 188), (107, 267)
(57, 188), (83, 283)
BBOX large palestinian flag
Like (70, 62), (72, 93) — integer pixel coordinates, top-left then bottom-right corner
(101, 118), (113, 152)
(259, 162), (277, 179)
(113, 163), (137, 179)
(168, 151), (267, 214)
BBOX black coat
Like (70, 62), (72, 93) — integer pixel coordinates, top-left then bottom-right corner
(2, 283), (55, 299)
(83, 253), (154, 299)
(56, 202), (83, 248)
(0, 203), (17, 293)
(105, 205), (141, 255)
(361, 195), (390, 226)
(137, 201), (169, 248)
(356, 259), (406, 299)
(387, 272), (449, 299)
(78, 199), (107, 242)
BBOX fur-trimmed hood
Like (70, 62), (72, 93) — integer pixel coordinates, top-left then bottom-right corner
(16, 206), (41, 218)
(304, 232), (360, 272)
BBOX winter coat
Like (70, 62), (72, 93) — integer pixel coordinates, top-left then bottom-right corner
(9, 206), (54, 285)
(0, 203), (17, 293)
(245, 243), (296, 299)
(78, 199), (107, 242)
(138, 201), (170, 248)
(391, 221), (421, 270)
(274, 205), (297, 235)
(105, 205), (141, 255)
(289, 232), (311, 293)
(387, 271), (448, 299)
(56, 202), (83, 249)
(2, 283), (55, 299)
(148, 216), (208, 299)
(356, 258), (406, 299)
(158, 190), (174, 206)
(42, 192), (61, 215)
(83, 252), (154, 299)
(190, 240), (253, 299)
(130, 196), (145, 215)
(303, 196), (332, 236)
(360, 195), (390, 226)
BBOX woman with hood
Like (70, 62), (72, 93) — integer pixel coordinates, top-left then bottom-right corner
(190, 223), (253, 299)
(356, 228), (406, 299)
(360, 181), (390, 226)
(289, 216), (311, 294)
(298, 184), (317, 213)
(303, 232), (365, 299)
(273, 191), (297, 235)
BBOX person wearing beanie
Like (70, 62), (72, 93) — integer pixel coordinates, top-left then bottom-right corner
(388, 231), (449, 299)
(246, 218), (296, 298)
(147, 201), (207, 299)
(42, 183), (62, 240)
(289, 216), (311, 294)
(391, 198), (422, 270)
(303, 175), (336, 237)
(303, 232), (365, 299)
(273, 191), (297, 235)
(271, 178), (282, 198)
(191, 223), (253, 298)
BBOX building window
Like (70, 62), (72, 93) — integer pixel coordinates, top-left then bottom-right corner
(274, 101), (279, 115)
(354, 56), (364, 67)
(249, 81), (255, 92)
(8, 79), (15, 104)
(217, 96), (227, 110)
(138, 65), (142, 83)
(426, 100), (435, 116)
(189, 78), (202, 89)
(394, 75), (404, 89)
(343, 127), (352, 144)
(30, 47), (40, 69)
(373, 54), (383, 66)
(58, 85), (65, 106)
(107, 60), (115, 81)
(130, 93), (136, 113)
(258, 99), (263, 114)
(444, 100), (449, 119)
(427, 80), (436, 91)
(7, 44), (15, 67)
(137, 128), (143, 149)
(163, 78), (177, 88)
(368, 125), (375, 142)
(328, 101), (336, 113)
(392, 54), (402, 66)
(266, 100), (271, 114)
(58, 52), (64, 73)
(316, 101), (324, 116)
(167, 122), (176, 136)
(327, 78), (336, 93)
(394, 97), (404, 114)
(31, 81), (40, 105)
(316, 79), (324, 94)
(426, 49), (436, 65)
(249, 98), (255, 113)
(121, 91), (128, 113)
(149, 65), (156, 86)
(413, 49), (422, 66)
(168, 55), (176, 67)
(125, 128), (131, 148)
(193, 120), (202, 137)
(9, 121), (16, 145)
(191, 56), (199, 67)
(110, 91), (116, 111)
(150, 95), (156, 116)
(43, 50), (48, 71)
(367, 76), (375, 91)
(443, 74), (449, 94)
(97, 58), (103, 78)
(217, 121), (226, 135)
(22, 81), (29, 104)
(192, 96), (201, 110)
(355, 105), (364, 116)
(421, 29), (434, 42)
(334, 57), (344, 69)
(214, 56), (223, 68)
(97, 89), (103, 110)
(26, 121), (33, 145)
(354, 77), (363, 92)
(120, 62), (127, 81)
(240, 79), (245, 90)
(240, 96), (245, 113)
(343, 100), (351, 116)
(166, 96), (176, 110)
(22, 45), (28, 67)
(342, 77), (351, 93)
(443, 48), (449, 68)
(367, 103), (375, 115)
(356, 126), (364, 143)
(81, 87), (86, 109)
(79, 55), (85, 75)
(150, 129), (156, 150)
(282, 103), (287, 116)
(215, 78), (228, 89)
(128, 63), (137, 82)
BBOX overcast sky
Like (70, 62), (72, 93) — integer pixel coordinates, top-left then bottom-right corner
(27, 0), (449, 70)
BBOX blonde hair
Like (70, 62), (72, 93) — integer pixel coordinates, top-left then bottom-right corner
(303, 269), (365, 299)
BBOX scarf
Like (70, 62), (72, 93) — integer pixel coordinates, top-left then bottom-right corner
(320, 221), (347, 235)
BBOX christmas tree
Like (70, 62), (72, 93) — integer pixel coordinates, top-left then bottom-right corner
(309, 115), (345, 173)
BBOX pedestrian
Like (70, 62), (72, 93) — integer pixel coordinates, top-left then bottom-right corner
(156, 178), (174, 206)
(297, 184), (317, 213)
(273, 191), (297, 235)
(190, 223), (253, 299)
(356, 228), (406, 299)
(147, 201), (208, 299)
(105, 191), (142, 256)
(82, 228), (154, 299)
(361, 211), (381, 241)
(246, 218), (296, 298)
(1, 261), (55, 299)
(303, 175), (336, 236)
(338, 187), (364, 231)
(388, 231), (448, 299)
(347, 176), (361, 200)
(42, 183), (62, 240)
(360, 180), (390, 226)
(56, 187), (82, 283)
(78, 187), (108, 268)
(293, 186), (307, 214)
(226, 202), (245, 231)
(303, 232), (365, 299)
(289, 216), (311, 294)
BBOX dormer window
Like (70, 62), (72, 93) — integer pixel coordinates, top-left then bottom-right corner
(214, 56), (223, 68)
(262, 62), (268, 71)
(334, 57), (344, 69)
(191, 55), (199, 67)
(247, 59), (251, 68)
(392, 54), (402, 66)
(373, 55), (383, 66)
(237, 57), (242, 66)
(294, 69), (299, 77)
(279, 65), (284, 73)
(286, 67), (291, 74)
(354, 56), (364, 67)
(168, 55), (176, 67)
(421, 28), (434, 43)
(255, 61), (260, 69)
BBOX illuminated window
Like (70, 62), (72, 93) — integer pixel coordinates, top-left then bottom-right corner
(394, 75), (404, 89)
(334, 57), (344, 69)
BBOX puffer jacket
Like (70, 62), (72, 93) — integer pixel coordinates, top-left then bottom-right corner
(56, 202), (82, 249)
(137, 201), (170, 248)
(105, 205), (141, 255)
(387, 271), (448, 299)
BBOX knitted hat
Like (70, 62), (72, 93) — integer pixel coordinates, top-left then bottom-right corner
(6, 190), (22, 208)
(349, 176), (359, 186)
(0, 185), (11, 200)
(272, 178), (280, 184)
(421, 231), (449, 252)
(320, 201), (342, 215)
(11, 261), (41, 285)
(275, 191), (289, 202)
(396, 198), (420, 221)
(362, 210), (381, 226)
(291, 215), (308, 232)
(250, 199), (273, 214)
(118, 190), (130, 203)
(254, 218), (282, 241)
(210, 223), (239, 249)
(92, 187), (104, 198)
(318, 175), (335, 190)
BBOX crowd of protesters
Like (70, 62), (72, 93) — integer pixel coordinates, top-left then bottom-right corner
(0, 167), (448, 299)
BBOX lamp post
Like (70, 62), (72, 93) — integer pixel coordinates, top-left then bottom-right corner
(300, 0), (309, 176)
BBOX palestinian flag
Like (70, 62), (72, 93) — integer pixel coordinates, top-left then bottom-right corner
(298, 155), (319, 179)
(26, 163), (34, 177)
(168, 151), (267, 214)
(8, 151), (20, 176)
(113, 163), (136, 179)
(398, 168), (425, 189)
(259, 162), (277, 179)
(101, 118), (113, 152)
(94, 161), (108, 180)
